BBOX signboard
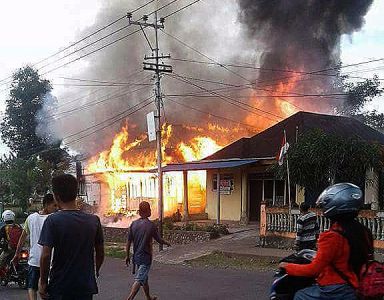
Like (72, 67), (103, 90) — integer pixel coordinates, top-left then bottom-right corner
(219, 179), (232, 195)
(213, 174), (234, 195)
(146, 111), (156, 142)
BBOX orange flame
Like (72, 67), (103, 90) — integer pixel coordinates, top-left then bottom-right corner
(87, 123), (224, 220)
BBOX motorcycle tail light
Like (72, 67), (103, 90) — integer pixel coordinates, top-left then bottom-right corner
(21, 252), (28, 259)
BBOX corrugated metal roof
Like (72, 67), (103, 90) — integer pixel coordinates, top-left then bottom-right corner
(162, 158), (259, 172)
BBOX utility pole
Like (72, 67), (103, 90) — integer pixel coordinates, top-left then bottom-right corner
(127, 11), (172, 251)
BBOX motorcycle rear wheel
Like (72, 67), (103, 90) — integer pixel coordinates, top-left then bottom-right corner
(0, 278), (8, 287)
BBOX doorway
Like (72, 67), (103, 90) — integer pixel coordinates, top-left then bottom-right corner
(249, 179), (263, 221)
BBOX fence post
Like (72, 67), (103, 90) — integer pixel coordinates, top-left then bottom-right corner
(260, 202), (267, 246)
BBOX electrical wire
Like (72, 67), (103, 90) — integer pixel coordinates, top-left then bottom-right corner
(48, 85), (150, 122)
(164, 97), (262, 130)
(163, 0), (202, 19)
(64, 96), (155, 145)
(168, 72), (283, 121)
(0, 0), (158, 85)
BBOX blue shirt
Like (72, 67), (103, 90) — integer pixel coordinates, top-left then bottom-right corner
(128, 218), (162, 265)
(38, 210), (104, 296)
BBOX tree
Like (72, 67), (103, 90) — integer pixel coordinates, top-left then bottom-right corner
(0, 66), (71, 210)
(0, 66), (52, 157)
(0, 154), (68, 210)
(337, 75), (384, 131)
(277, 129), (382, 204)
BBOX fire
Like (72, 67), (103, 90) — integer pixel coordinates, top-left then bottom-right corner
(87, 123), (224, 223)
(178, 137), (222, 162)
(246, 73), (302, 128)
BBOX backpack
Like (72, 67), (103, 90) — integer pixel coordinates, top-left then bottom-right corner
(331, 228), (384, 298)
(5, 224), (22, 250)
(358, 260), (384, 298)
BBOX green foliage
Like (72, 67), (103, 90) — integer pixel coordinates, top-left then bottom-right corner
(0, 66), (52, 156)
(0, 154), (66, 210)
(340, 76), (383, 116)
(0, 66), (71, 210)
(104, 243), (126, 259)
(337, 75), (384, 131)
(277, 129), (382, 195)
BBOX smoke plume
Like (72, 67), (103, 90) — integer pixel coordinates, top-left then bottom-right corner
(238, 0), (374, 92)
(41, 0), (374, 157)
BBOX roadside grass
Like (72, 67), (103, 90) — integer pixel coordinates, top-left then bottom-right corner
(185, 251), (280, 271)
(105, 242), (126, 259)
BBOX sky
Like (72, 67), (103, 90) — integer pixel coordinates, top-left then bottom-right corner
(0, 0), (383, 154)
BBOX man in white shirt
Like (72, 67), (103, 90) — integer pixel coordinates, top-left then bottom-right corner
(12, 194), (57, 300)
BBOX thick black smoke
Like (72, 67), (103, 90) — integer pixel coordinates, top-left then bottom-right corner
(238, 0), (374, 91)
(42, 1), (375, 156)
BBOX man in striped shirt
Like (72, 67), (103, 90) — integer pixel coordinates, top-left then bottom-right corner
(295, 202), (319, 250)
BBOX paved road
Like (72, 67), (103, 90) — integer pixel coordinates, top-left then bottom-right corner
(0, 257), (272, 300)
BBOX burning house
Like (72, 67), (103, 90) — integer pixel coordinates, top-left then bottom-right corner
(81, 111), (384, 226)
(41, 1), (376, 226)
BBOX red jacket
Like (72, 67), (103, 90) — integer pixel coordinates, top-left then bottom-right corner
(285, 223), (359, 288)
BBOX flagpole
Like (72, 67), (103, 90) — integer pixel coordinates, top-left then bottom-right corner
(284, 129), (292, 229)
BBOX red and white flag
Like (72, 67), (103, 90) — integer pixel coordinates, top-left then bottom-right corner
(277, 133), (289, 166)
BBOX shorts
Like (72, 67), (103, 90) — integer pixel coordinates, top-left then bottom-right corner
(134, 264), (151, 285)
(27, 265), (40, 290)
(48, 295), (93, 300)
(294, 284), (357, 300)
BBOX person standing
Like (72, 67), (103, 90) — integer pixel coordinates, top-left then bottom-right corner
(126, 201), (171, 300)
(38, 174), (104, 300)
(11, 193), (58, 300)
(295, 202), (319, 251)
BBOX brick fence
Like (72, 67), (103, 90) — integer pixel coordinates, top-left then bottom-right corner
(103, 226), (214, 244)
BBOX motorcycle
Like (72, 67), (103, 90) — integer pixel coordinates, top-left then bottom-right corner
(270, 249), (317, 300)
(0, 249), (29, 289)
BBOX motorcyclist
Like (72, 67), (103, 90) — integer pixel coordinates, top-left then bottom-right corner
(279, 183), (373, 299)
(0, 210), (20, 270)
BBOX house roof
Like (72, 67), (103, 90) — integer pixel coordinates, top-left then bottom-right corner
(162, 158), (262, 172)
(206, 111), (384, 160)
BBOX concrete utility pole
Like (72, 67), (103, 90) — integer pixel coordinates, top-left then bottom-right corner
(127, 11), (172, 251)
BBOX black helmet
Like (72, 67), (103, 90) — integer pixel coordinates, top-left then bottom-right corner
(316, 183), (363, 218)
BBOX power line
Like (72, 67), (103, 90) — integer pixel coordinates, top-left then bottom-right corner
(41, 71), (149, 115)
(163, 0), (202, 19)
(48, 85), (150, 121)
(160, 30), (310, 109)
(0, 0), (209, 91)
(0, 0), (180, 87)
(167, 73), (347, 98)
(0, 0), (158, 85)
(52, 83), (152, 87)
(168, 72), (283, 122)
(169, 57), (384, 81)
(64, 95), (155, 145)
(40, 28), (142, 76)
(40, 1), (196, 77)
(169, 72), (305, 110)
(164, 97), (261, 131)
